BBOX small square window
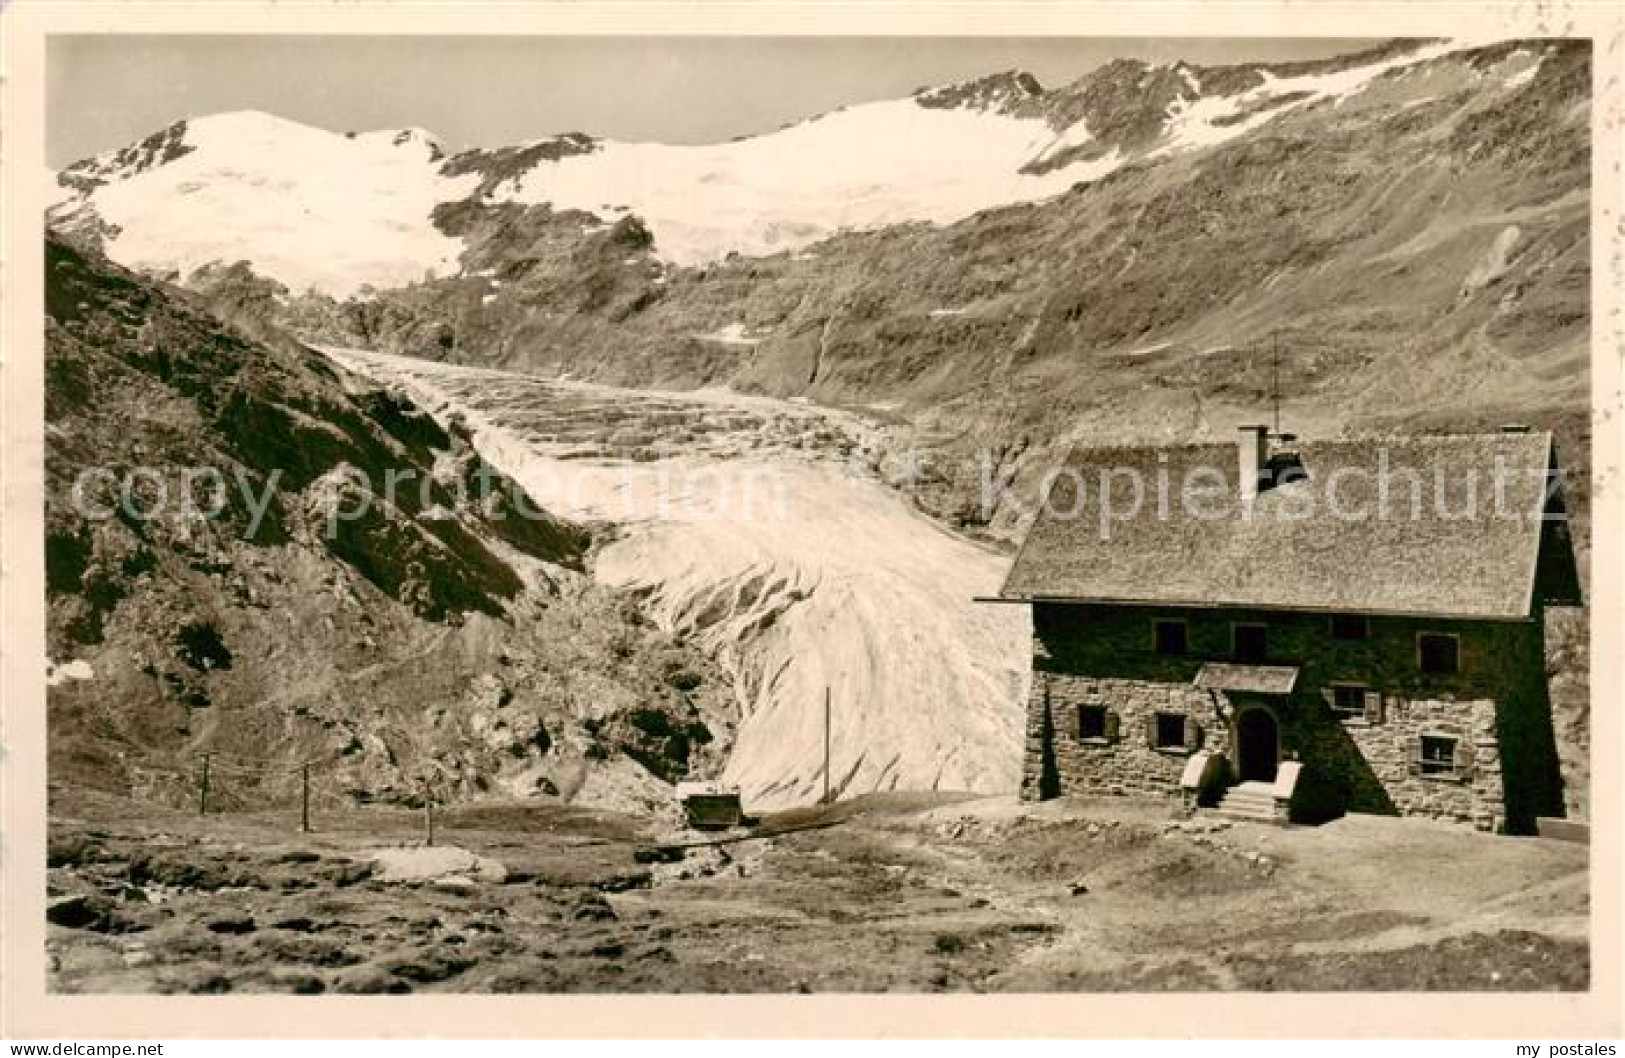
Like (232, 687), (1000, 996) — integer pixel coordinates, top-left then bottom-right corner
(1153, 620), (1188, 656)
(1154, 711), (1187, 749)
(1418, 633), (1460, 675)
(1078, 705), (1108, 740)
(1232, 623), (1267, 663)
(1331, 614), (1370, 641)
(1331, 684), (1367, 719)
(1420, 734), (1458, 776)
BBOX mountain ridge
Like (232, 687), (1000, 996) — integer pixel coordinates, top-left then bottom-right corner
(52, 37), (1513, 280)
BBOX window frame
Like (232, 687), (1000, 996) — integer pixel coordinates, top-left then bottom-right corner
(1330, 613), (1371, 641)
(1231, 621), (1268, 663)
(1416, 632), (1461, 675)
(1152, 710), (1188, 751)
(1329, 682), (1369, 722)
(1151, 619), (1189, 657)
(1077, 704), (1109, 742)
(1419, 733), (1460, 777)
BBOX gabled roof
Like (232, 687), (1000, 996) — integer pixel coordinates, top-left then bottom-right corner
(998, 432), (1574, 620)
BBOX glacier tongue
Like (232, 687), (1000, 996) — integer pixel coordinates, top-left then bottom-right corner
(327, 348), (1029, 809)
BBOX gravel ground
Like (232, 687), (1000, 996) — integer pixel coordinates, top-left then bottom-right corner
(45, 789), (1589, 993)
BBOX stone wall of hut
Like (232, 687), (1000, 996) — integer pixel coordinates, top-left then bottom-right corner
(1020, 602), (1563, 833)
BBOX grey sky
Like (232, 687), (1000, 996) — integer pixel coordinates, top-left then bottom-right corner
(48, 35), (1387, 167)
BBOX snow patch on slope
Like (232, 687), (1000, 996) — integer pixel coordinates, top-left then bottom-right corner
(46, 659), (95, 686)
(692, 322), (766, 346)
(1504, 53), (1546, 91)
(1460, 225), (1522, 297)
(1154, 38), (1470, 156)
(1028, 117), (1103, 168)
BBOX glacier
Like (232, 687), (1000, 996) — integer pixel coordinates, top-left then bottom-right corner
(326, 348), (1031, 809)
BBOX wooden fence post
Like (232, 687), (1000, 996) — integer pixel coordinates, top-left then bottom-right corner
(424, 780), (435, 847)
(300, 763), (311, 833)
(823, 687), (832, 805)
(198, 752), (212, 816)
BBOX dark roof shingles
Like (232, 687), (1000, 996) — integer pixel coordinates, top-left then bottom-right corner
(999, 433), (1558, 618)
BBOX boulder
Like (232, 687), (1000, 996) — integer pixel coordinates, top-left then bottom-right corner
(370, 845), (507, 885)
(46, 893), (111, 930)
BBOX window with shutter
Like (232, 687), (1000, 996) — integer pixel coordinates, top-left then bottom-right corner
(1103, 711), (1121, 741)
(1362, 691), (1384, 725)
(1329, 683), (1367, 720)
(1456, 738), (1477, 780)
(1182, 715), (1201, 750)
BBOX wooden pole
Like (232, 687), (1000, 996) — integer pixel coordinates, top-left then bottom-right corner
(198, 752), (212, 816)
(1271, 337), (1281, 437)
(823, 687), (831, 805)
(424, 781), (435, 847)
(300, 763), (311, 833)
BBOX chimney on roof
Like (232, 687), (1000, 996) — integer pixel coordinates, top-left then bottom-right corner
(1238, 425), (1270, 505)
(1500, 423), (1531, 434)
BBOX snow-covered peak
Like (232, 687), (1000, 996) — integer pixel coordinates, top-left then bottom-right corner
(51, 110), (477, 298)
(181, 110), (448, 162)
(48, 37), (1557, 295)
(186, 108), (316, 140)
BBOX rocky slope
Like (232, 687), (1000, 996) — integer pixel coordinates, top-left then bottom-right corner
(45, 235), (736, 818)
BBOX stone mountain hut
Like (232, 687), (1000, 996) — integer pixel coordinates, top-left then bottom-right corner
(990, 425), (1582, 833)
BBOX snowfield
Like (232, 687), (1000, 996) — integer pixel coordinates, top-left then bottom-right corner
(49, 38), (1516, 290)
(326, 349), (1030, 809)
(1152, 38), (1467, 156)
(498, 98), (1122, 265)
(52, 112), (479, 298)
(50, 100), (1122, 285)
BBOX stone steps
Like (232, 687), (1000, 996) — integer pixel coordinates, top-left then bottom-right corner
(1212, 811), (1279, 824)
(1209, 782), (1282, 824)
(1216, 798), (1275, 812)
